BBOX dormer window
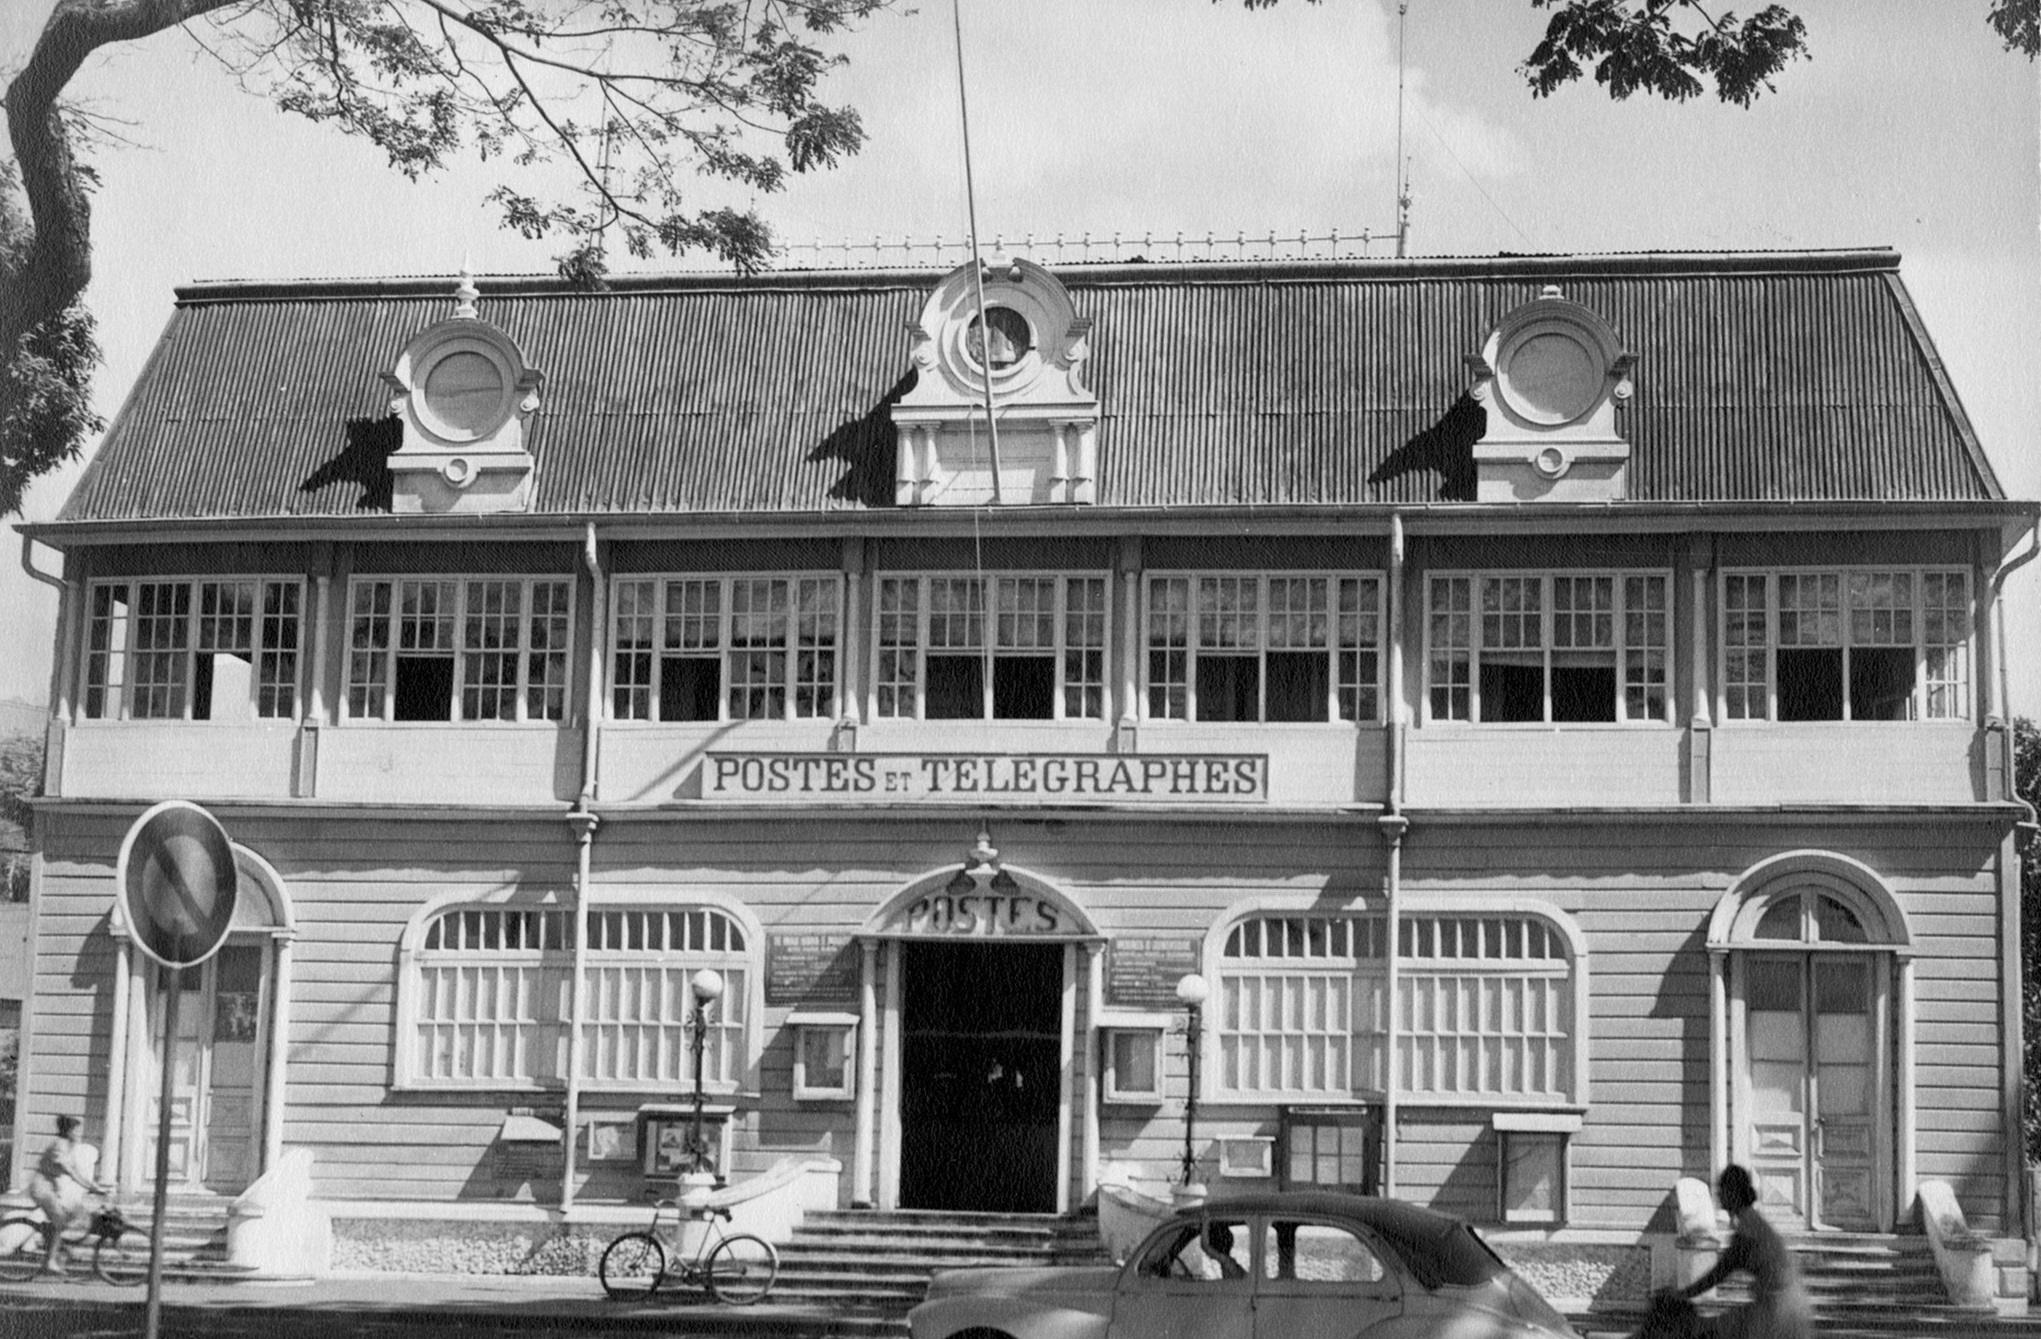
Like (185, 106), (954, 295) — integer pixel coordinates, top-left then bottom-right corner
(1465, 287), (1635, 503)
(893, 258), (1099, 506)
(381, 271), (543, 514)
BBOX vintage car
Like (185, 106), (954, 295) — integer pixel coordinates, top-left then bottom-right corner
(907, 1191), (1582, 1339)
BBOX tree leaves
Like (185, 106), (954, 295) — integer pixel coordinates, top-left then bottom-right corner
(1989, 0), (2041, 56)
(1521, 0), (1809, 106)
(195, 0), (886, 277)
(0, 160), (100, 519)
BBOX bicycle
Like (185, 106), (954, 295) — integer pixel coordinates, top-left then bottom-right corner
(0, 1198), (147, 1285)
(598, 1200), (778, 1303)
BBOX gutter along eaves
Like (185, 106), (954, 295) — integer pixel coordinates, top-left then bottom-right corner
(18, 498), (2039, 549)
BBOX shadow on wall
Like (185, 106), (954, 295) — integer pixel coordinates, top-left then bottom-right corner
(56, 914), (122, 1186)
(299, 417), (401, 512)
(1423, 1119), (1500, 1224)
(808, 371), (916, 509)
(1367, 395), (1484, 503)
(1655, 919), (1716, 1226)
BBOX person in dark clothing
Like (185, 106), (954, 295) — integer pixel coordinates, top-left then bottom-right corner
(1677, 1165), (1814, 1339)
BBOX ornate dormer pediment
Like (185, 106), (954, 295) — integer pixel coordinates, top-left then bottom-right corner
(892, 258), (1100, 506)
(380, 271), (543, 514)
(1465, 286), (1636, 502)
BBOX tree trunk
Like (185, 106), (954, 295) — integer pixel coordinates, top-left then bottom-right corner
(2, 0), (234, 353)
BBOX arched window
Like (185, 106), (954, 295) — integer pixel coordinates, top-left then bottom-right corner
(1213, 907), (1583, 1105)
(404, 903), (752, 1090)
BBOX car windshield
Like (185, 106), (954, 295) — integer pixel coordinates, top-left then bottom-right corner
(1369, 1216), (1509, 1290)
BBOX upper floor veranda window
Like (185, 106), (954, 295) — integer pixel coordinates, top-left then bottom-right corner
(1721, 568), (1971, 722)
(611, 575), (839, 722)
(1426, 571), (1670, 724)
(84, 578), (302, 722)
(875, 574), (1107, 720)
(1145, 574), (1383, 724)
(346, 576), (570, 723)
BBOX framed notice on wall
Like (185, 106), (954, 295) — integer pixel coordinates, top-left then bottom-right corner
(585, 1117), (637, 1163)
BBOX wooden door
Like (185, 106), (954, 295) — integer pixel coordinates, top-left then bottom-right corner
(142, 943), (267, 1193)
(1740, 952), (1881, 1230)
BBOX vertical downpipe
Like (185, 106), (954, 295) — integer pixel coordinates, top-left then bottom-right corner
(1989, 523), (2040, 1231)
(562, 524), (606, 1211)
(1380, 512), (1409, 1197)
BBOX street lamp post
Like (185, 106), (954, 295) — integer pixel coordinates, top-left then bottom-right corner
(685, 968), (726, 1179)
(1175, 973), (1209, 1188)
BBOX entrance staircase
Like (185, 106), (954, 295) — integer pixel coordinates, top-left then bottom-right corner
(103, 1190), (256, 1281)
(770, 1209), (1114, 1337)
(1586, 1230), (2027, 1338)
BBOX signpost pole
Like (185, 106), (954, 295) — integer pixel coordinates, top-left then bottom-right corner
(143, 965), (180, 1339)
(116, 801), (239, 1339)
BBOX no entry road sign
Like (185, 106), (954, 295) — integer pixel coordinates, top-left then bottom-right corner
(116, 800), (238, 969)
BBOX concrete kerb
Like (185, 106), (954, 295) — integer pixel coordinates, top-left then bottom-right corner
(0, 1272), (851, 1334)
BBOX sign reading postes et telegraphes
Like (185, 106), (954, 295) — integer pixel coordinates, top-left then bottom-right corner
(702, 753), (1268, 804)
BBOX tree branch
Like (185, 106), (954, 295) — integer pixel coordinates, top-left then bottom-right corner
(2, 0), (238, 352)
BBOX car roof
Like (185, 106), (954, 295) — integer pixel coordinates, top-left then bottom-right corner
(1178, 1190), (1463, 1236)
(1171, 1192), (1504, 1290)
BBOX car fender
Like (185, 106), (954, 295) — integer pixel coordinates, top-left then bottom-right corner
(907, 1293), (1114, 1339)
(1358, 1312), (1575, 1339)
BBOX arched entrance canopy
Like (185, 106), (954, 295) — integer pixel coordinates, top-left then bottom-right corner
(1706, 849), (1912, 953)
(110, 843), (297, 943)
(860, 861), (1103, 942)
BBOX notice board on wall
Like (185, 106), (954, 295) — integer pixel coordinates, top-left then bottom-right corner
(766, 932), (859, 1007)
(1106, 936), (1203, 1008)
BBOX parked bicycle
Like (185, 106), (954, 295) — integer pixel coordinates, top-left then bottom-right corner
(598, 1200), (777, 1303)
(0, 1197), (146, 1285)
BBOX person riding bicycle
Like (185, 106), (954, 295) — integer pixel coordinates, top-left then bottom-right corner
(27, 1116), (106, 1276)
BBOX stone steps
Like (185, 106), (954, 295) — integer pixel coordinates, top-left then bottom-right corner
(769, 1209), (1112, 1336)
(1583, 1230), (2009, 1338)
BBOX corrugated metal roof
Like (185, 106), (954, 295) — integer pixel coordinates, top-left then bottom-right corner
(55, 250), (2005, 524)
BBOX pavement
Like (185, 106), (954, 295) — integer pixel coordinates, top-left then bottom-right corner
(5, 1273), (2041, 1339)
(0, 1272), (865, 1337)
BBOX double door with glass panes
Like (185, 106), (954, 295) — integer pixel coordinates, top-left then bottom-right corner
(140, 943), (268, 1194)
(1736, 952), (1883, 1230)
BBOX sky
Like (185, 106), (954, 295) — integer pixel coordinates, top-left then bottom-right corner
(1, 0), (2037, 713)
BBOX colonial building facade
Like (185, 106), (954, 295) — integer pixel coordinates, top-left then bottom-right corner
(13, 251), (2034, 1258)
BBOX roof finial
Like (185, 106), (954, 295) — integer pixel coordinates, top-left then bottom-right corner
(453, 258), (479, 319)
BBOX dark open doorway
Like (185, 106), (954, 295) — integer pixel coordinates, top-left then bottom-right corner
(898, 941), (1063, 1213)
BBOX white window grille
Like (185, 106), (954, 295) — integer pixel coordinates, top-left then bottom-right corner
(873, 574), (1108, 720)
(1425, 571), (1671, 724)
(1217, 914), (1387, 1100)
(1397, 916), (1574, 1102)
(406, 904), (752, 1090)
(346, 577), (570, 722)
(83, 578), (303, 721)
(608, 575), (839, 722)
(1145, 574), (1383, 723)
(1718, 567), (1971, 721)
(1214, 910), (1580, 1105)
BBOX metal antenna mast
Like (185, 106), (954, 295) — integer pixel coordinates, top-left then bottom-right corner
(1394, 2), (1413, 258)
(951, 0), (1003, 503)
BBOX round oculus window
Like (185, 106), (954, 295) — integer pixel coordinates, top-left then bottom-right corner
(1502, 329), (1601, 425)
(965, 306), (1033, 370)
(422, 349), (508, 437)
